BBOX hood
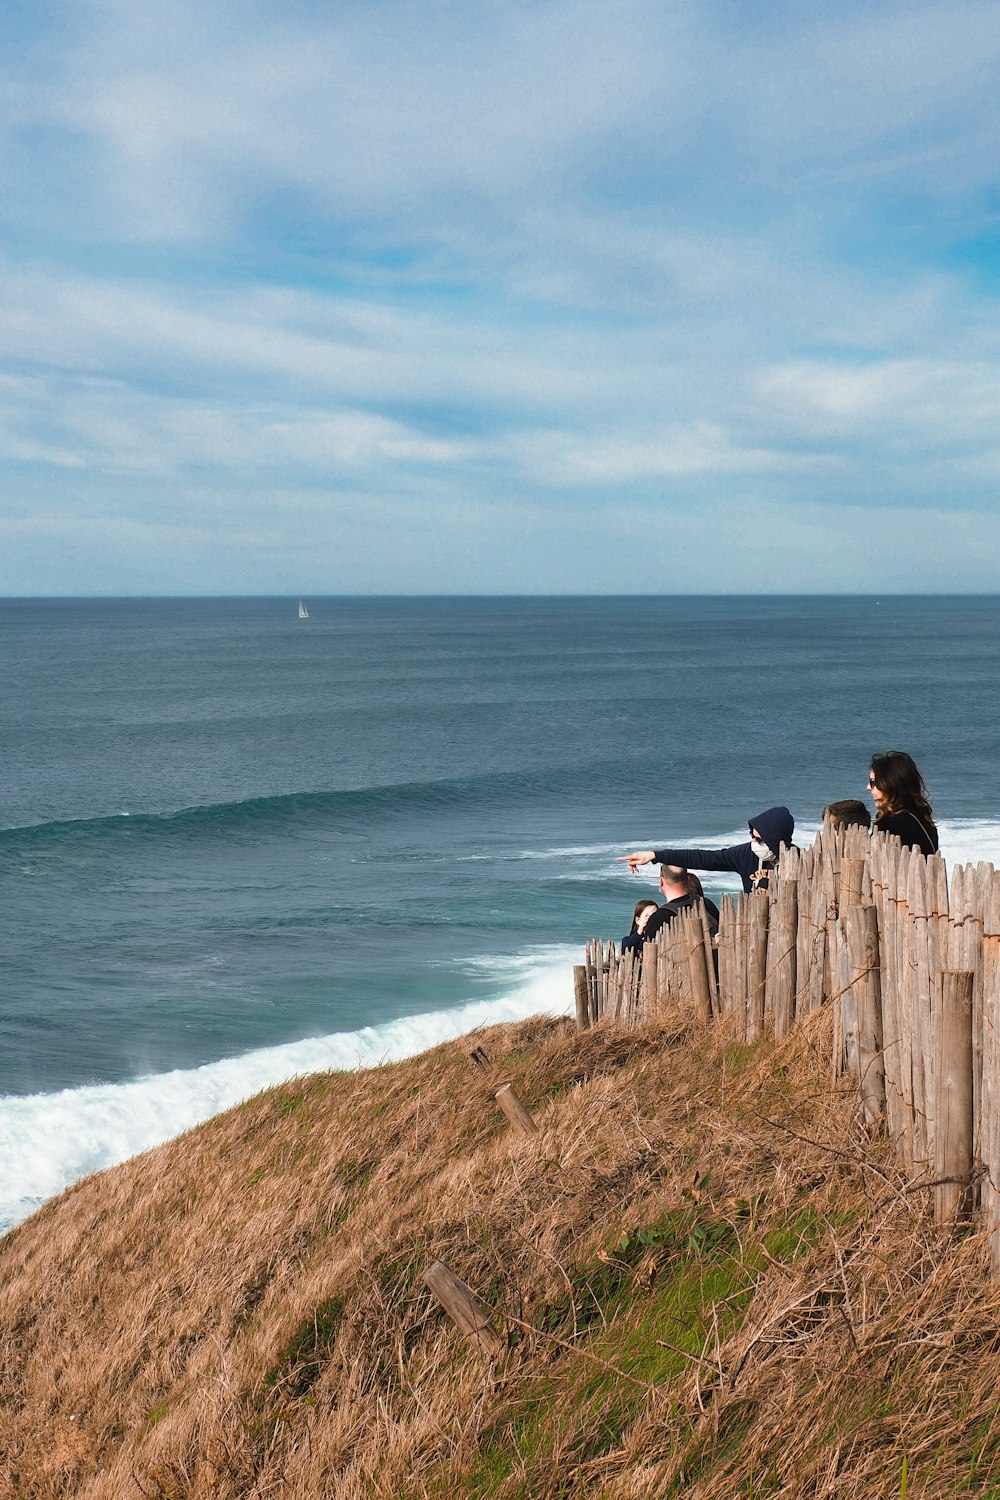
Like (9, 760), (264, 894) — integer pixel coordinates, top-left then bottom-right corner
(748, 805), (795, 853)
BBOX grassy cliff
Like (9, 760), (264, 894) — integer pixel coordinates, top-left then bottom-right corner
(3, 1007), (1000, 1499)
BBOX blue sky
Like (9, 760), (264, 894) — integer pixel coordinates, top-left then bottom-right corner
(2, 0), (1000, 594)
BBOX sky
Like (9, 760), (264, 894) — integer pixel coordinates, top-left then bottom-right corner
(2, 0), (1000, 595)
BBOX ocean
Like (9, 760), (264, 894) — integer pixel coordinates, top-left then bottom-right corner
(2, 594), (999, 1231)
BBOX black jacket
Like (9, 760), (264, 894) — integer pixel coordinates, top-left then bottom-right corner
(621, 893), (720, 953)
(643, 894), (720, 942)
(652, 805), (795, 895)
(874, 810), (939, 856)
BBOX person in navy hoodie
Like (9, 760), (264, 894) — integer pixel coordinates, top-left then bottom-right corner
(619, 805), (795, 894)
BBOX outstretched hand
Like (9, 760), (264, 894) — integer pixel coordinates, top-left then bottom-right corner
(618, 850), (655, 874)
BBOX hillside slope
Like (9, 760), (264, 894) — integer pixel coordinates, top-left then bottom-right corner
(3, 1008), (1000, 1499)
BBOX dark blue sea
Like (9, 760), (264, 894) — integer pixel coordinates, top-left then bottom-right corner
(2, 595), (999, 1228)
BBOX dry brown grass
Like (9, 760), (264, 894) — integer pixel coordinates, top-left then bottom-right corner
(2, 1008), (1000, 1499)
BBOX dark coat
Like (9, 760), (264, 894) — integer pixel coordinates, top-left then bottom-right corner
(652, 805), (795, 895)
(621, 893), (721, 953)
(874, 810), (939, 856)
(643, 893), (720, 943)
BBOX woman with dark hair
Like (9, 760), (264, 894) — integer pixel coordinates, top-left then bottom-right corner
(868, 750), (938, 855)
(621, 898), (659, 955)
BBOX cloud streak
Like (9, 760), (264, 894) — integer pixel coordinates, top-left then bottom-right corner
(1, 0), (999, 591)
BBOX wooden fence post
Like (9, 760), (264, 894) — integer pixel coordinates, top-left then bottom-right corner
(595, 939), (606, 1024)
(495, 1083), (539, 1137)
(771, 852), (798, 1040)
(892, 842), (916, 1173)
(838, 858), (866, 1079)
(822, 844), (840, 1008)
(642, 943), (659, 1021)
(746, 894), (768, 1042)
(700, 903), (719, 1016)
(871, 837), (900, 1146)
(607, 946), (622, 1023)
(573, 965), (589, 1032)
(667, 920), (687, 1006)
(423, 1260), (504, 1355)
(935, 970), (975, 1226)
(625, 946), (642, 1025)
(846, 903), (885, 1128)
(806, 845), (830, 1014)
(795, 846), (814, 1016)
(686, 911), (712, 1024)
(734, 894), (749, 1029)
(907, 854), (936, 1175)
(982, 871), (1000, 1273)
(949, 863), (986, 1202)
(716, 895), (736, 1019)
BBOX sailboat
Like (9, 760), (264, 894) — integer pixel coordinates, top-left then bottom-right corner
(298, 600), (309, 620)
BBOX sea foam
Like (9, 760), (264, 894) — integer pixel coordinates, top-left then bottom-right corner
(0, 947), (577, 1235)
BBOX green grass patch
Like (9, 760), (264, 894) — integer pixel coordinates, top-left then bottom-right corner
(144, 1401), (170, 1434)
(763, 1206), (828, 1261)
(335, 1156), (377, 1193)
(261, 1296), (345, 1398)
(460, 1202), (833, 1498)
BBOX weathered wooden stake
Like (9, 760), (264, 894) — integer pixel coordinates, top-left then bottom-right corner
(771, 861), (798, 1040)
(746, 895), (768, 1042)
(423, 1260), (504, 1354)
(495, 1082), (539, 1136)
(701, 904), (719, 1016)
(982, 872), (1000, 1273)
(642, 943), (659, 1020)
(949, 863), (986, 1201)
(908, 853), (935, 1174)
(806, 848), (830, 1014)
(596, 939), (607, 1022)
(716, 894), (736, 1018)
(573, 965), (590, 1033)
(734, 894), (748, 1026)
(687, 915), (712, 1025)
(837, 858), (865, 1079)
(935, 969), (975, 1226)
(822, 848), (839, 1008)
(846, 904), (886, 1128)
(467, 1045), (492, 1073)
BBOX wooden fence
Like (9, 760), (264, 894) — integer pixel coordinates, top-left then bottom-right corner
(575, 827), (1000, 1263)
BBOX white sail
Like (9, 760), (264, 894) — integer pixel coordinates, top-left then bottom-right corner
(298, 600), (309, 619)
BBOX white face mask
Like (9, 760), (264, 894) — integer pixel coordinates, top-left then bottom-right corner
(750, 838), (773, 861)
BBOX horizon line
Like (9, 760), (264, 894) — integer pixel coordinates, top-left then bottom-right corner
(3, 590), (1000, 603)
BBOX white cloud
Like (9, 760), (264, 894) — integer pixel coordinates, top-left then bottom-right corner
(756, 358), (1000, 449)
(514, 424), (823, 485)
(1, 1), (1000, 590)
(15, 0), (677, 243)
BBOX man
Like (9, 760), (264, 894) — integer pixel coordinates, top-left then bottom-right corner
(641, 866), (720, 943)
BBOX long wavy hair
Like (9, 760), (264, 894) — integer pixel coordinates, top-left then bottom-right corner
(869, 750), (935, 825)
